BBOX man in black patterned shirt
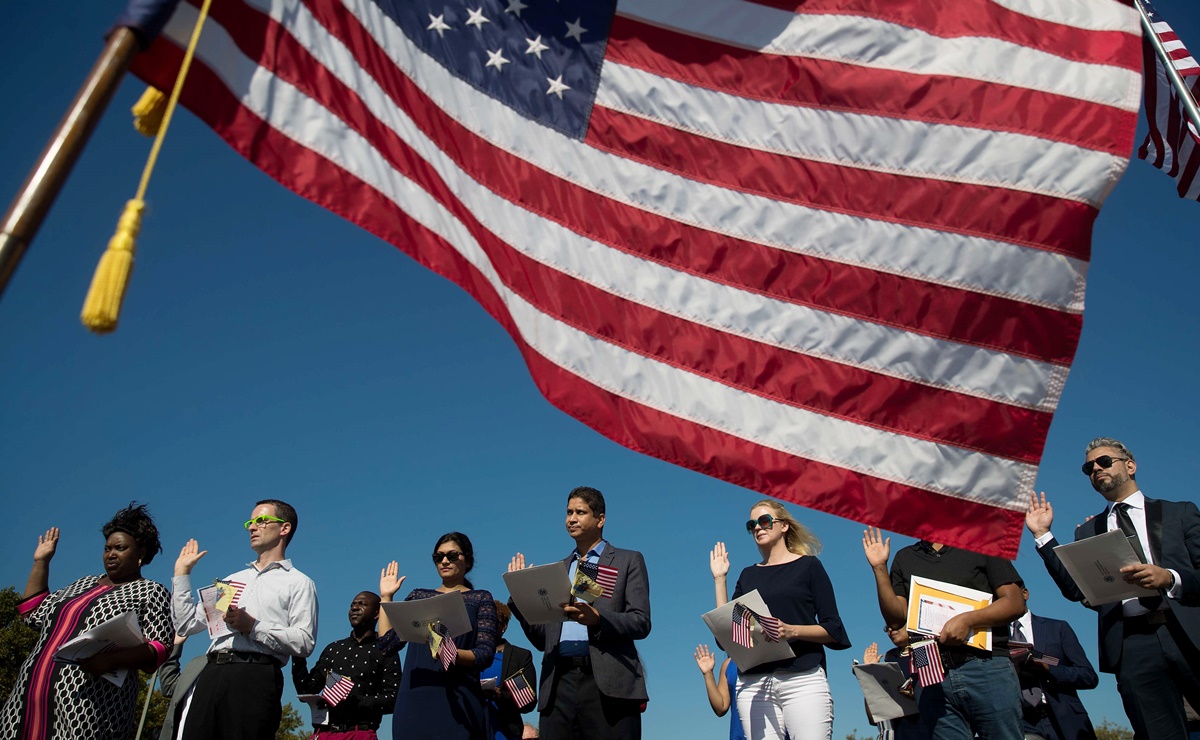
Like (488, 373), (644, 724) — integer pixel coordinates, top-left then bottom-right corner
(292, 592), (400, 738)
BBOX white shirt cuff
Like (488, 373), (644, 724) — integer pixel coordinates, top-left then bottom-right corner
(1034, 532), (1055, 548)
(1167, 569), (1183, 599)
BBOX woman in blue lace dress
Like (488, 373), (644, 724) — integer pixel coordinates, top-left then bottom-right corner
(377, 532), (497, 739)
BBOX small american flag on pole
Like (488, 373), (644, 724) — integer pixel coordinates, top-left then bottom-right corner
(320, 672), (355, 706)
(910, 639), (945, 687)
(731, 603), (754, 649)
(576, 561), (618, 600)
(756, 613), (781, 643)
(504, 671), (536, 707)
(434, 622), (457, 671)
(1032, 651), (1060, 667)
(1138, 0), (1200, 201)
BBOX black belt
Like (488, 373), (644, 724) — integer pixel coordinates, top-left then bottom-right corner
(208, 650), (280, 666)
(940, 648), (985, 669)
(556, 655), (591, 668)
(1124, 610), (1168, 630)
(321, 722), (378, 732)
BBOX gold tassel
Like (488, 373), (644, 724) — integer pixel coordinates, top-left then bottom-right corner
(131, 87), (168, 137)
(81, 199), (144, 333)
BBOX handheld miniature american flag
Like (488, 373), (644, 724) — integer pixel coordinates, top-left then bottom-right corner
(504, 672), (536, 707)
(574, 561), (618, 601)
(731, 603), (755, 649)
(321, 672), (355, 707)
(1032, 651), (1060, 667)
(435, 622), (457, 671)
(910, 640), (945, 687)
(756, 613), (781, 643)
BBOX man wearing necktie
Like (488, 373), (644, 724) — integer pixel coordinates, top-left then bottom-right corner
(1025, 437), (1200, 739)
(1008, 584), (1098, 740)
(507, 486), (651, 739)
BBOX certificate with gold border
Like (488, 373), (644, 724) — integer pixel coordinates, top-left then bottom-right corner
(905, 576), (993, 651)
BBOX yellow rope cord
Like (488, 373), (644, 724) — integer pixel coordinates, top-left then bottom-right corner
(82, 0), (214, 332)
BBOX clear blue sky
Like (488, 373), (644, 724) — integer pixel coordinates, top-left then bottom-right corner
(1, 2), (1198, 737)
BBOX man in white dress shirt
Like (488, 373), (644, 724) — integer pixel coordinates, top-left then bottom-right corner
(1026, 437), (1200, 739)
(171, 499), (319, 740)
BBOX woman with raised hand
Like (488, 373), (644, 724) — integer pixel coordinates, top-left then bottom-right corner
(376, 532), (497, 739)
(0, 503), (173, 740)
(712, 500), (851, 740)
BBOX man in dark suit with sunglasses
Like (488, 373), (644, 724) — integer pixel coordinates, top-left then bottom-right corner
(1026, 436), (1200, 740)
(508, 486), (651, 740)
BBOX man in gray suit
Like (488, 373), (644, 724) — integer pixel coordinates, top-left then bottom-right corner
(509, 486), (651, 740)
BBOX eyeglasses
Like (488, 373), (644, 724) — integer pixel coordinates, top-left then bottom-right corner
(432, 551), (464, 563)
(1081, 455), (1129, 476)
(745, 514), (776, 533)
(244, 515), (287, 530)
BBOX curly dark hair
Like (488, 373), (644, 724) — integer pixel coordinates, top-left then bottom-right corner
(101, 502), (163, 565)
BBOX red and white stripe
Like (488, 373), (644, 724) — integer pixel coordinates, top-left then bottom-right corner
(130, 0), (1142, 557)
(1139, 5), (1200, 200)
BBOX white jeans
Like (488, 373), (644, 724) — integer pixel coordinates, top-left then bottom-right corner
(737, 666), (833, 740)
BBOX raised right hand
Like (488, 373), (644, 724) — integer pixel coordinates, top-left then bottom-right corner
(862, 527), (891, 568)
(709, 542), (729, 580)
(694, 644), (716, 674)
(508, 553), (527, 573)
(1025, 492), (1054, 538)
(379, 561), (406, 601)
(863, 641), (880, 664)
(33, 528), (60, 563)
(175, 539), (207, 576)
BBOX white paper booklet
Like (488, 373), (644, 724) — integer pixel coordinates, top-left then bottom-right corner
(503, 562), (573, 625)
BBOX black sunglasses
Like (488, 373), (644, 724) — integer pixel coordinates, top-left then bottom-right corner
(432, 551), (464, 563)
(745, 514), (776, 533)
(1081, 455), (1129, 476)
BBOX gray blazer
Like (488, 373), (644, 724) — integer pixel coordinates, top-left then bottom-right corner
(157, 645), (208, 740)
(509, 543), (651, 710)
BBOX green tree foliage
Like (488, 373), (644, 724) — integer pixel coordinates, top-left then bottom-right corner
(276, 702), (307, 740)
(0, 586), (38, 703)
(127, 669), (171, 740)
(1094, 719), (1135, 740)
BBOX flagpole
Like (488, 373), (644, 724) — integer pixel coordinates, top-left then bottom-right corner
(0, 27), (140, 300)
(1135, 0), (1200, 132)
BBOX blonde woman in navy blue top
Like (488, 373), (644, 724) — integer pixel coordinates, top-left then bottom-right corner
(711, 500), (850, 740)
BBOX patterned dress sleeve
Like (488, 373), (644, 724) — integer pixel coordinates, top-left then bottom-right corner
(468, 591), (497, 667)
(376, 589), (425, 657)
(139, 580), (175, 668)
(19, 577), (87, 630)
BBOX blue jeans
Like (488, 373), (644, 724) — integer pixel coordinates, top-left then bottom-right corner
(917, 655), (1022, 740)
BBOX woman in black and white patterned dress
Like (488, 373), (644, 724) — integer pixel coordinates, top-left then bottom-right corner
(0, 503), (173, 740)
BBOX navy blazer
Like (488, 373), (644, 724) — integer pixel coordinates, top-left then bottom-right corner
(1037, 496), (1200, 673)
(509, 544), (651, 711)
(1020, 614), (1098, 740)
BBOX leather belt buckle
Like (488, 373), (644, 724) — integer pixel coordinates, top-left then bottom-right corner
(213, 651), (234, 665)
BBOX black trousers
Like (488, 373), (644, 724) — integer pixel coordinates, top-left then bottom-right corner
(539, 663), (640, 740)
(179, 661), (284, 740)
(1116, 616), (1200, 740)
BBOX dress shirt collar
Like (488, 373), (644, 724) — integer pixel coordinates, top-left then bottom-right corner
(1107, 490), (1145, 516)
(1013, 611), (1034, 642)
(246, 558), (294, 573)
(568, 540), (608, 562)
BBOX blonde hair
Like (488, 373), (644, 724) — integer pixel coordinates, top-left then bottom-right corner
(750, 499), (821, 556)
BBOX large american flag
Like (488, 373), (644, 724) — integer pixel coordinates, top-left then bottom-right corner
(128, 0), (1141, 557)
(1138, 0), (1200, 201)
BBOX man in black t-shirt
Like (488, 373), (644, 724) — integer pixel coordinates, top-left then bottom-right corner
(863, 528), (1026, 740)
